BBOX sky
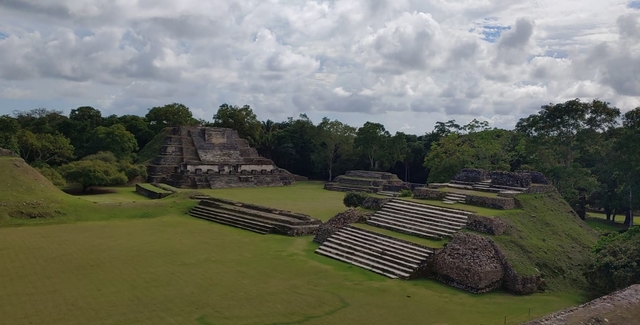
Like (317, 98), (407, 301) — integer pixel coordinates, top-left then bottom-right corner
(0, 0), (639, 134)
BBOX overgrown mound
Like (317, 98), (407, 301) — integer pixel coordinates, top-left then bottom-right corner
(0, 157), (72, 220)
(494, 191), (598, 292)
(136, 127), (172, 164)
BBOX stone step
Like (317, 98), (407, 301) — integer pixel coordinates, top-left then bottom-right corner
(371, 213), (458, 237)
(315, 245), (411, 278)
(386, 200), (471, 220)
(345, 226), (434, 255)
(382, 203), (468, 226)
(189, 211), (271, 234)
(366, 219), (445, 240)
(391, 199), (474, 216)
(444, 192), (466, 199)
(375, 210), (464, 232)
(321, 241), (416, 273)
(191, 207), (276, 229)
(332, 231), (429, 264)
(442, 200), (456, 204)
(378, 191), (400, 197)
(195, 204), (307, 226)
(314, 248), (399, 279)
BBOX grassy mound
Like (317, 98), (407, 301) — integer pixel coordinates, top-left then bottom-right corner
(136, 127), (171, 164)
(0, 157), (73, 220)
(494, 191), (598, 292)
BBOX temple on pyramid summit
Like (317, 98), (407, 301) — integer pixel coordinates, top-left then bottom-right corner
(147, 126), (296, 188)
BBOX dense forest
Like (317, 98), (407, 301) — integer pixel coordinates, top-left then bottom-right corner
(1, 99), (639, 225)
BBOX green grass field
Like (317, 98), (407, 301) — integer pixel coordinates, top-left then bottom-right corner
(0, 160), (592, 324)
(196, 182), (347, 221)
(0, 214), (582, 325)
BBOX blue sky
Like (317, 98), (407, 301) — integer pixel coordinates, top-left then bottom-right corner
(0, 0), (638, 133)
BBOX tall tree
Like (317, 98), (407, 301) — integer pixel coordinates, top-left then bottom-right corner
(0, 115), (20, 153)
(355, 122), (391, 170)
(145, 103), (198, 133)
(314, 118), (356, 181)
(88, 124), (138, 160)
(17, 130), (74, 165)
(212, 104), (262, 146)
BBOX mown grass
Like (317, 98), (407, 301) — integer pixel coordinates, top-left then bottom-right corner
(351, 223), (448, 248)
(492, 192), (598, 291)
(0, 215), (583, 325)
(196, 182), (347, 221)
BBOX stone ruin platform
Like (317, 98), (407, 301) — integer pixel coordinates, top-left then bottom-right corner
(147, 126), (295, 189)
(189, 196), (321, 236)
(323, 170), (408, 193)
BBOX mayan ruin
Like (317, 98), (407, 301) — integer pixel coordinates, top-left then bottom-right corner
(147, 126), (296, 188)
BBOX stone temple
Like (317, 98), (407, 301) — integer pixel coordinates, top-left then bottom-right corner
(147, 126), (295, 188)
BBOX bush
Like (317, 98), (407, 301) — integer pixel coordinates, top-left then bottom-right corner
(35, 165), (66, 186)
(399, 189), (412, 197)
(343, 192), (369, 208)
(584, 226), (640, 298)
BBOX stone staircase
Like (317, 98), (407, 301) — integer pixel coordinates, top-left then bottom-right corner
(323, 182), (380, 193)
(315, 226), (434, 279)
(189, 198), (321, 236)
(367, 199), (471, 240)
(378, 191), (400, 197)
(443, 192), (466, 204)
(471, 179), (492, 191)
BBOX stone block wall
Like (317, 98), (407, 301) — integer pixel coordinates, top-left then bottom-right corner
(313, 209), (369, 243)
(465, 215), (508, 235)
(489, 240), (544, 294)
(525, 184), (556, 194)
(465, 195), (517, 210)
(489, 171), (532, 188)
(430, 233), (505, 293)
(517, 170), (549, 184)
(413, 187), (448, 200)
(361, 197), (392, 210)
(453, 168), (488, 183)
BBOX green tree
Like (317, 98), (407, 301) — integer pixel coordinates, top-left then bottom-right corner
(17, 130), (74, 165)
(257, 120), (279, 159)
(59, 106), (104, 157)
(118, 115), (155, 151)
(314, 118), (356, 181)
(88, 124), (138, 160)
(0, 115), (20, 153)
(355, 122), (391, 170)
(13, 108), (68, 134)
(212, 104), (262, 146)
(83, 151), (147, 182)
(59, 160), (128, 192)
(146, 103), (198, 133)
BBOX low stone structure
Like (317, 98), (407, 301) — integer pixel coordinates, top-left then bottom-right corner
(453, 168), (488, 183)
(313, 209), (368, 244)
(430, 233), (505, 293)
(135, 184), (172, 199)
(466, 215), (508, 235)
(360, 197), (392, 210)
(190, 197), (321, 236)
(324, 170), (407, 193)
(147, 126), (295, 189)
(430, 232), (544, 294)
(466, 195), (517, 210)
(523, 284), (640, 325)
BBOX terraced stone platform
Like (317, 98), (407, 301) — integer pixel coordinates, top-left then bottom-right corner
(324, 170), (408, 193)
(315, 226), (435, 279)
(189, 197), (321, 236)
(367, 199), (471, 240)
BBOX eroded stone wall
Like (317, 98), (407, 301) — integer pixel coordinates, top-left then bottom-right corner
(453, 168), (488, 183)
(413, 187), (448, 200)
(489, 171), (532, 188)
(466, 195), (517, 210)
(466, 215), (508, 235)
(313, 209), (369, 243)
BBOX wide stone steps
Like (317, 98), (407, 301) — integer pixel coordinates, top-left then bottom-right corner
(366, 200), (469, 239)
(323, 183), (379, 193)
(443, 192), (466, 204)
(189, 208), (272, 234)
(193, 205), (296, 227)
(374, 210), (464, 233)
(378, 191), (400, 197)
(383, 202), (469, 225)
(315, 226), (433, 279)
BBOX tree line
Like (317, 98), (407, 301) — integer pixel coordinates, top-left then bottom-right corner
(1, 99), (639, 224)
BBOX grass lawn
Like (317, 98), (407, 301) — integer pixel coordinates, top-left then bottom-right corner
(196, 181), (347, 221)
(351, 223), (448, 248)
(585, 212), (640, 228)
(0, 215), (583, 325)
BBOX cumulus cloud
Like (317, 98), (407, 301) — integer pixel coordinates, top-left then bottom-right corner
(0, 0), (639, 133)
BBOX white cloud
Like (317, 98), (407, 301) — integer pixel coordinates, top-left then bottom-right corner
(0, 0), (638, 133)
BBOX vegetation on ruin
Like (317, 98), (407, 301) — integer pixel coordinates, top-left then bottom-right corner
(492, 192), (598, 291)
